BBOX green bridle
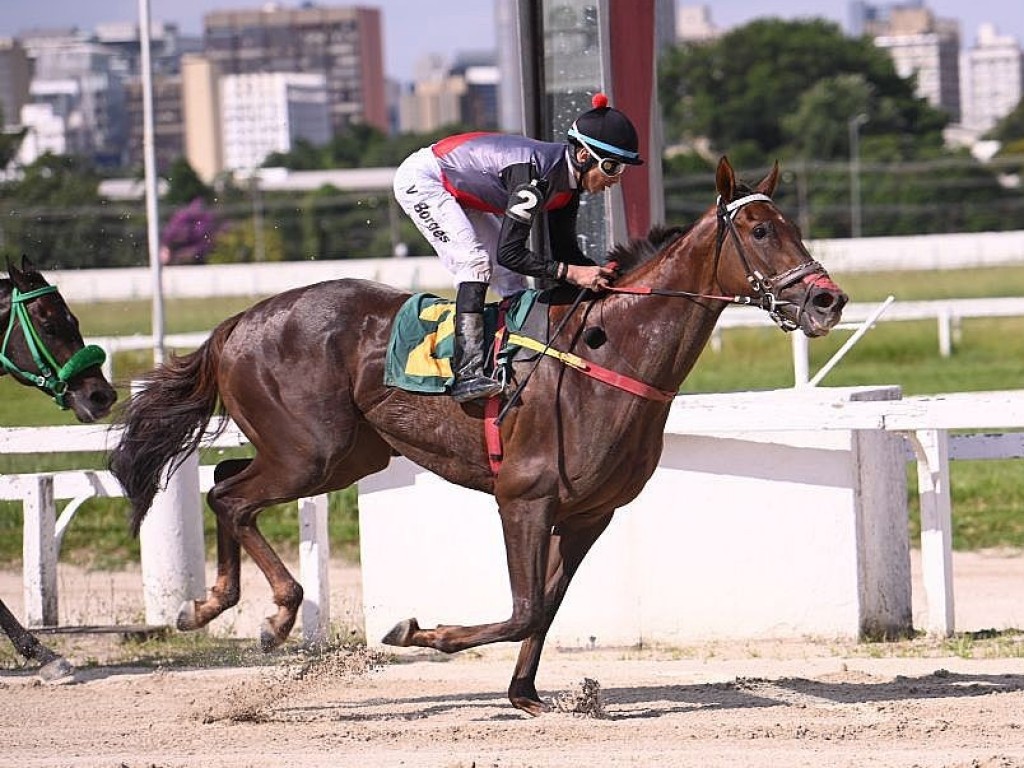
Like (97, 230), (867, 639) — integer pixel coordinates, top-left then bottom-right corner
(0, 284), (107, 409)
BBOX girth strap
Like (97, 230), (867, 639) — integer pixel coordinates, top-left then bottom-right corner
(507, 333), (676, 402)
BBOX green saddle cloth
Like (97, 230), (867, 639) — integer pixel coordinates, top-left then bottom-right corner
(384, 290), (539, 394)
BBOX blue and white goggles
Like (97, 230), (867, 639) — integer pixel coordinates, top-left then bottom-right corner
(568, 124), (638, 177)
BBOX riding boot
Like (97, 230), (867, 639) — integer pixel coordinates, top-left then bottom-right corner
(450, 281), (503, 403)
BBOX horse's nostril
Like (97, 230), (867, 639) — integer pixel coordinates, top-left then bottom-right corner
(91, 387), (117, 409)
(812, 293), (834, 309)
(812, 289), (849, 311)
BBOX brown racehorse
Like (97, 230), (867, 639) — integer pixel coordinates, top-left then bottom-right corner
(109, 157), (847, 715)
(1, 257), (117, 681)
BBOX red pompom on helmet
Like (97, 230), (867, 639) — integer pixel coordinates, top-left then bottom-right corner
(567, 92), (643, 166)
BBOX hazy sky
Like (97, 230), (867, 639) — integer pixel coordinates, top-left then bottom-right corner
(0, 1), (1021, 83)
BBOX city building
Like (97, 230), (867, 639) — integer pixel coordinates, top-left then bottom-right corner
(397, 52), (498, 134)
(16, 102), (67, 163)
(676, 5), (719, 43)
(960, 23), (1024, 134)
(17, 28), (128, 166)
(124, 73), (185, 174)
(93, 21), (200, 79)
(870, 5), (962, 122)
(180, 54), (223, 184)
(220, 71), (331, 172)
(202, 5), (387, 135)
(0, 38), (31, 128)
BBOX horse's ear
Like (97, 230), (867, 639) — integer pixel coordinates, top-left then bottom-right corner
(756, 161), (780, 197)
(7, 255), (23, 283)
(715, 156), (737, 202)
(7, 255), (37, 289)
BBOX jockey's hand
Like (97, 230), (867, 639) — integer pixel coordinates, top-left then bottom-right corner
(566, 263), (617, 292)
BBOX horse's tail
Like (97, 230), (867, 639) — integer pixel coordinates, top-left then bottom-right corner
(109, 314), (241, 537)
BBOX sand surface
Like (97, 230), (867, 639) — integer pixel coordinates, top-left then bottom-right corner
(2, 549), (1024, 767)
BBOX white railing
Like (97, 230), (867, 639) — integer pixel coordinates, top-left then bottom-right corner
(5, 388), (1024, 643)
(716, 295), (1024, 358)
(0, 420), (332, 645)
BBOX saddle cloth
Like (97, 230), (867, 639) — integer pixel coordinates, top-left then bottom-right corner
(384, 290), (540, 394)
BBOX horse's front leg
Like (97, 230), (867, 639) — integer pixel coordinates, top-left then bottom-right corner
(508, 511), (614, 716)
(382, 497), (555, 654)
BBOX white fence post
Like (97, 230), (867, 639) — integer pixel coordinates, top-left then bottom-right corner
(938, 308), (952, 358)
(791, 332), (809, 385)
(906, 428), (955, 636)
(139, 449), (207, 626)
(22, 475), (57, 626)
(299, 494), (331, 645)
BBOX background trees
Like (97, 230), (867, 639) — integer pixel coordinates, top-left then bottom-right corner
(659, 19), (1024, 237)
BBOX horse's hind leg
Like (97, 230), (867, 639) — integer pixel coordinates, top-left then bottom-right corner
(507, 511), (613, 716)
(0, 598), (74, 682)
(178, 454), (305, 648)
(178, 458), (250, 632)
(201, 430), (392, 651)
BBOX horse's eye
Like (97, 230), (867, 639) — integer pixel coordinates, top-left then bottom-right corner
(41, 321), (58, 335)
(752, 224), (768, 240)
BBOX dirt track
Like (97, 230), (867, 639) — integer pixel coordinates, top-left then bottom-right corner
(3, 551), (1024, 767)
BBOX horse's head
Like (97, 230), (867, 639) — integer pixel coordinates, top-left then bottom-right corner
(2, 256), (117, 422)
(712, 156), (847, 337)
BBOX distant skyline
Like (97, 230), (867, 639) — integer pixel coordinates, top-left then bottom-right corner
(0, 1), (1022, 83)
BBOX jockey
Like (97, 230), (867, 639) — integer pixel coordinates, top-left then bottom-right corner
(392, 93), (644, 403)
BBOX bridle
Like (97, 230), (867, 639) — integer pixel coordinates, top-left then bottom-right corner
(0, 284), (107, 408)
(608, 192), (834, 332)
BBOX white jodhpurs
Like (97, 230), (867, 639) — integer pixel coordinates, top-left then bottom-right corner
(393, 147), (529, 297)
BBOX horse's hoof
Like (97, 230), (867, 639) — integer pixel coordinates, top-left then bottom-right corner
(38, 657), (75, 684)
(176, 600), (199, 631)
(259, 619), (286, 652)
(509, 680), (550, 717)
(510, 695), (550, 717)
(381, 618), (419, 647)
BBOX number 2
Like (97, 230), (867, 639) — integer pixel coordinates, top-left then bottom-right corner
(508, 186), (541, 222)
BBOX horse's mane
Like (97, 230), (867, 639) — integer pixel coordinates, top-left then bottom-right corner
(606, 224), (690, 273)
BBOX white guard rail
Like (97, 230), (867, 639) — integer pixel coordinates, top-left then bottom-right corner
(360, 386), (1024, 646)
(5, 386), (1024, 645)
(0, 420), (332, 645)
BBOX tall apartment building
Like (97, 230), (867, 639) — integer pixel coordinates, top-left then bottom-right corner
(16, 103), (66, 162)
(202, 5), (387, 135)
(180, 54), (223, 184)
(397, 52), (498, 134)
(18, 29), (129, 166)
(676, 5), (720, 43)
(93, 21), (200, 78)
(960, 24), (1024, 133)
(867, 5), (962, 122)
(220, 72), (331, 171)
(0, 38), (31, 128)
(124, 73), (184, 174)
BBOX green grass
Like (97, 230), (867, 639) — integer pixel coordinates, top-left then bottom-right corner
(5, 266), (1024, 565)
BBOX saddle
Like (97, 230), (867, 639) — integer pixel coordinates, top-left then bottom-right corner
(384, 289), (549, 394)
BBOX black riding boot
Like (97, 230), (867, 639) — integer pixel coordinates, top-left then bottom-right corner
(450, 281), (503, 403)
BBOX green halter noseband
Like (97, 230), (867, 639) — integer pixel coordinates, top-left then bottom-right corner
(0, 284), (107, 409)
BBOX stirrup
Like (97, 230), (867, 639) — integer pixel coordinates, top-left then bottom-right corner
(451, 376), (503, 403)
